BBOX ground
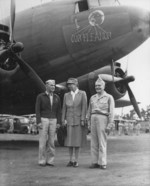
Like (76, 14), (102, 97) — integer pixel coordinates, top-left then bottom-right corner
(0, 133), (150, 186)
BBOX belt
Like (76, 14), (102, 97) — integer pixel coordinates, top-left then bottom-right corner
(91, 111), (109, 116)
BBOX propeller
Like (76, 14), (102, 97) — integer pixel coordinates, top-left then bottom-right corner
(99, 61), (141, 118)
(12, 53), (46, 92)
(9, 0), (16, 42)
(1, 0), (46, 92)
(126, 84), (141, 118)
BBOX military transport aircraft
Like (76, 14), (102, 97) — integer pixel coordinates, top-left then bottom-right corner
(0, 0), (150, 118)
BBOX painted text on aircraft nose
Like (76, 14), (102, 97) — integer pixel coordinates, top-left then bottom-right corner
(71, 10), (111, 43)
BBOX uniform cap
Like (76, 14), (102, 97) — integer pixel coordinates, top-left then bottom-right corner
(45, 79), (55, 85)
(67, 78), (78, 85)
(95, 76), (105, 85)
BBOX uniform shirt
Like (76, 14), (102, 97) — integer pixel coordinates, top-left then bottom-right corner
(87, 91), (115, 124)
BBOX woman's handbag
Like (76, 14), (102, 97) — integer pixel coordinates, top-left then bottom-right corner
(57, 125), (67, 146)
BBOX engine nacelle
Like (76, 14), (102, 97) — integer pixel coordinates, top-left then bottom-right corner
(77, 64), (127, 100)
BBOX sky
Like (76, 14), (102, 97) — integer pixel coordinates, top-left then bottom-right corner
(116, 0), (150, 116)
(0, 0), (150, 116)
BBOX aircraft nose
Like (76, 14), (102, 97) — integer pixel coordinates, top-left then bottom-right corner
(127, 6), (150, 41)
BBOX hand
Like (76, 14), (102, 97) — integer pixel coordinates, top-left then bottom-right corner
(62, 120), (67, 126)
(105, 128), (110, 134)
(57, 124), (60, 128)
(37, 123), (42, 129)
(107, 123), (113, 130)
(81, 121), (85, 126)
(105, 123), (113, 134)
(88, 125), (91, 133)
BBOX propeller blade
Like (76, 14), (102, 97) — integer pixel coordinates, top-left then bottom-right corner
(111, 60), (115, 82)
(116, 75), (135, 84)
(126, 84), (141, 118)
(99, 74), (122, 82)
(13, 53), (46, 92)
(9, 0), (16, 42)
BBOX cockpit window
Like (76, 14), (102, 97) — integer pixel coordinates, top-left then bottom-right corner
(75, 1), (88, 13)
(75, 0), (102, 13)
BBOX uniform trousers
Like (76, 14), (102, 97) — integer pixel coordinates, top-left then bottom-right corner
(39, 118), (57, 165)
(91, 114), (108, 166)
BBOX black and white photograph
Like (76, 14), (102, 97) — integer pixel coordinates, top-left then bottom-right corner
(0, 0), (150, 186)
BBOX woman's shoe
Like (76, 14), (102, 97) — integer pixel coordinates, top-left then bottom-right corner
(66, 161), (74, 167)
(101, 165), (107, 170)
(73, 162), (79, 167)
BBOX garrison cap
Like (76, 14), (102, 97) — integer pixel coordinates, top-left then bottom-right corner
(45, 79), (55, 85)
(95, 76), (105, 85)
(67, 78), (78, 85)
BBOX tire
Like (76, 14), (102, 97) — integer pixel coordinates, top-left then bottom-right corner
(21, 126), (28, 134)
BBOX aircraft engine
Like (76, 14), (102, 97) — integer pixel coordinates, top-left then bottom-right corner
(0, 0), (46, 92)
(78, 63), (130, 100)
(77, 62), (140, 118)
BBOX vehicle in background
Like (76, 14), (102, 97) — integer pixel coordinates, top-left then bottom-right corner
(23, 114), (39, 135)
(0, 118), (10, 133)
(13, 117), (30, 134)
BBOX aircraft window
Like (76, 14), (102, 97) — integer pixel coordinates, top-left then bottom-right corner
(75, 1), (88, 13)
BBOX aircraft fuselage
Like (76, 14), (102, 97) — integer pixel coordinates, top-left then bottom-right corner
(0, 1), (150, 114)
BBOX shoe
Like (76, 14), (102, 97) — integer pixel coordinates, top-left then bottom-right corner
(46, 163), (54, 167)
(38, 163), (46, 167)
(66, 161), (74, 167)
(89, 163), (100, 168)
(100, 165), (106, 170)
(73, 162), (79, 167)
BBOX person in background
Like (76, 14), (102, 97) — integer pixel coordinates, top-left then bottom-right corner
(62, 78), (87, 167)
(28, 116), (32, 134)
(128, 122), (134, 136)
(35, 79), (61, 166)
(118, 120), (123, 136)
(124, 121), (129, 135)
(87, 77), (115, 170)
(111, 122), (116, 136)
(136, 121), (141, 135)
(9, 118), (14, 133)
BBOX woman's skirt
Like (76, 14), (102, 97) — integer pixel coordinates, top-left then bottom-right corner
(65, 125), (87, 147)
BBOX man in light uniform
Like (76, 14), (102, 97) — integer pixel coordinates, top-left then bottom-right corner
(111, 122), (116, 136)
(35, 79), (61, 166)
(87, 77), (115, 169)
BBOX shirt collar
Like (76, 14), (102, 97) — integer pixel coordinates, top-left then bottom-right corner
(45, 91), (53, 96)
(71, 88), (79, 95)
(96, 91), (107, 99)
